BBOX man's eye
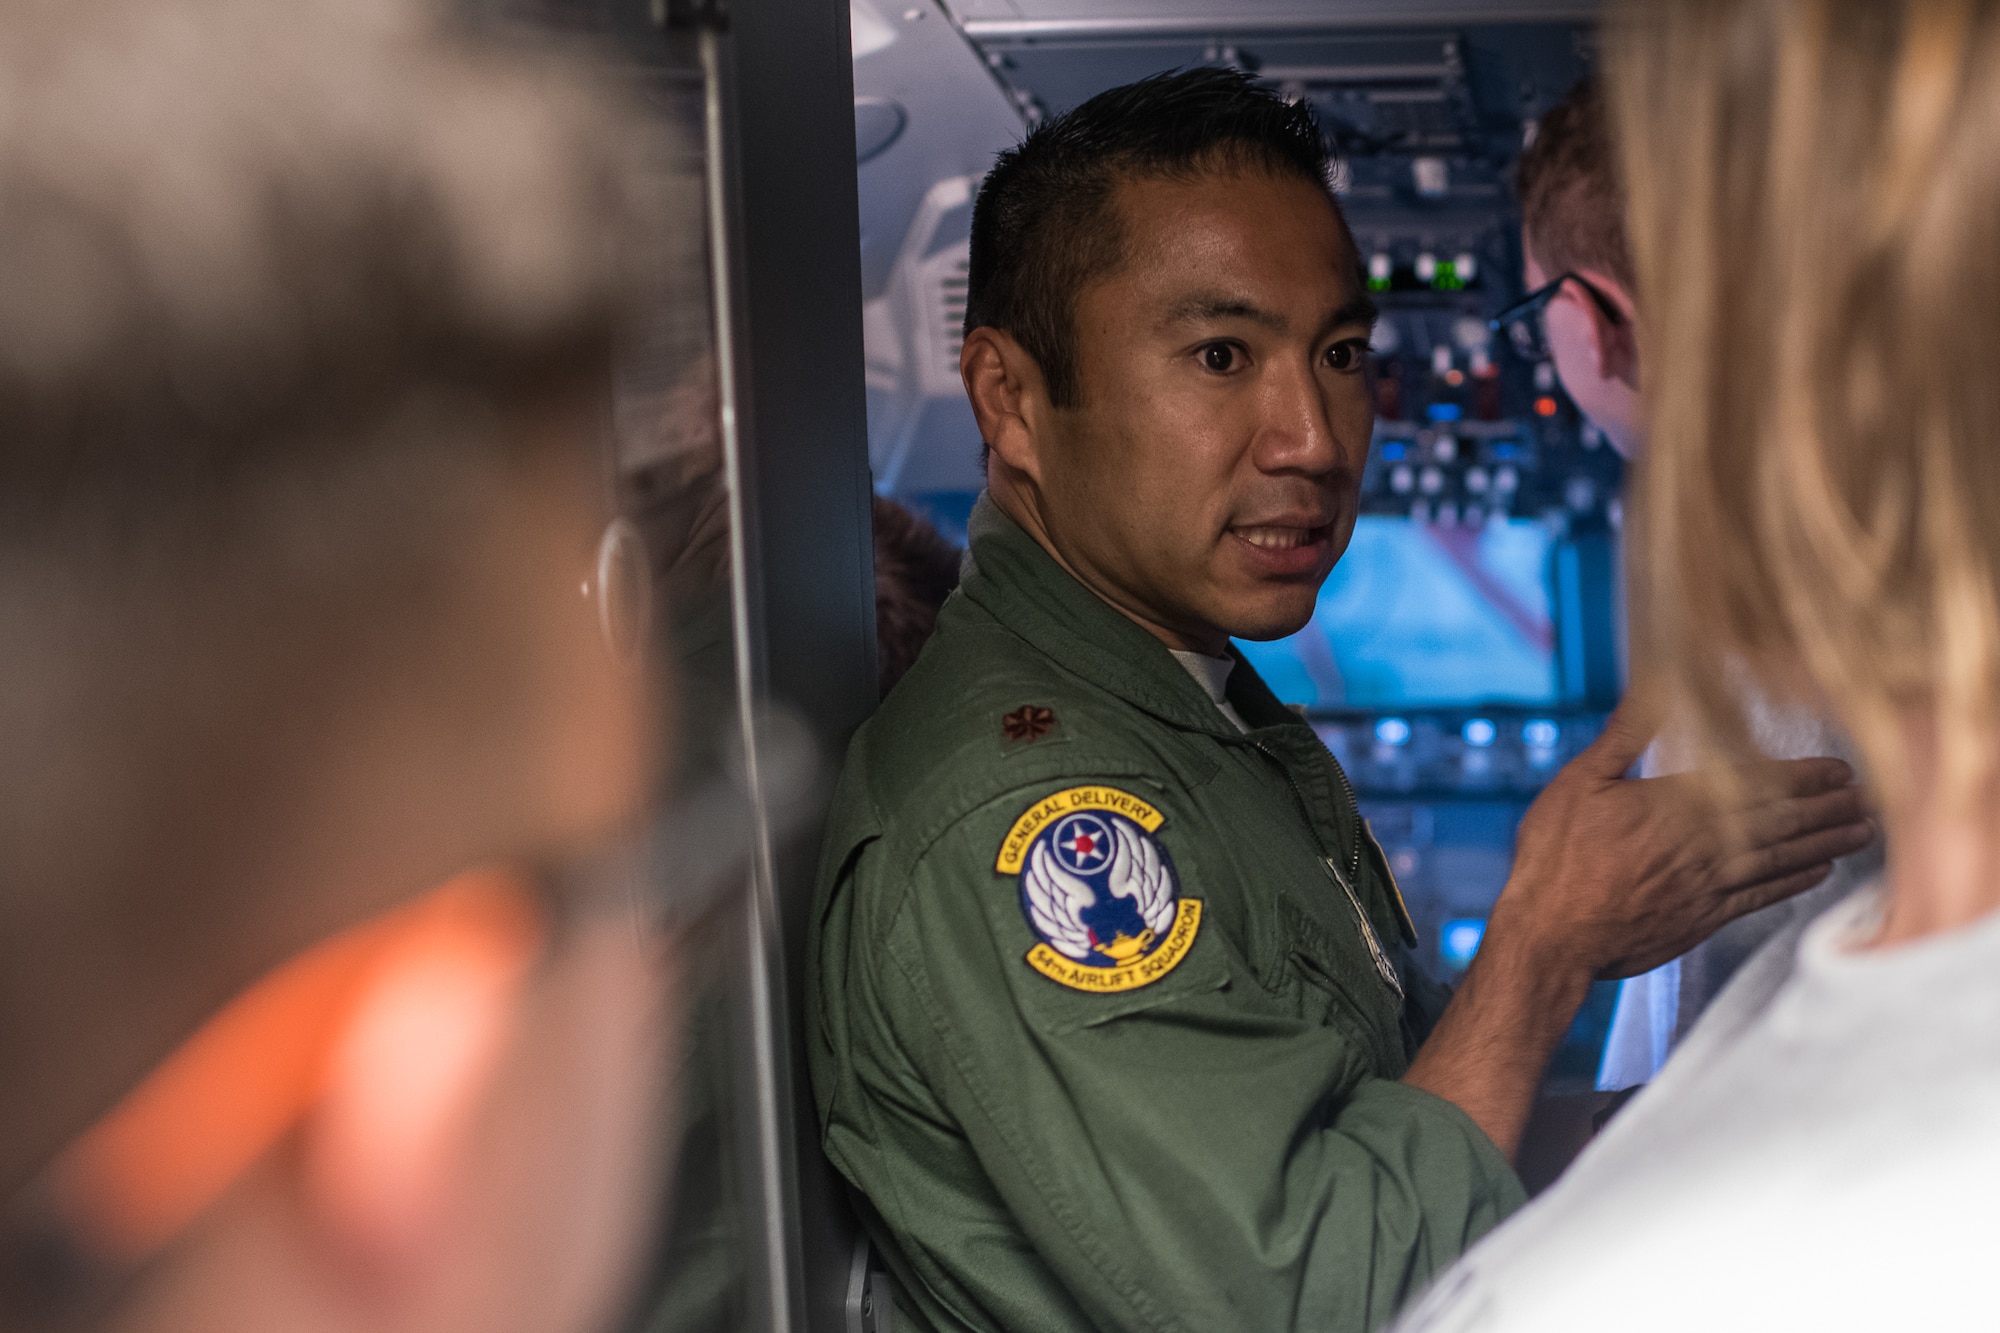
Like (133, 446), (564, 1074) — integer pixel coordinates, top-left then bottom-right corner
(1324, 340), (1369, 373)
(1200, 343), (1239, 373)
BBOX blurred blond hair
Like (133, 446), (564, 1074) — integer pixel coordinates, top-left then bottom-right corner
(1609, 0), (2000, 814)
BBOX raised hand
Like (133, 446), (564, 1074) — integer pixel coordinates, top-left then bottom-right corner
(1403, 699), (1875, 1159)
(1496, 700), (1875, 980)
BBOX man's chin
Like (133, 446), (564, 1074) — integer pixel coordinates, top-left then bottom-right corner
(1217, 596), (1321, 645)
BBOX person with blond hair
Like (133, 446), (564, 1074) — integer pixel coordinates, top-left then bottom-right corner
(1395, 1), (2000, 1328)
(1507, 80), (1881, 1095)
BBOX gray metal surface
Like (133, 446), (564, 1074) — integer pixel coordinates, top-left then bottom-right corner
(719, 1), (880, 1331)
(941, 0), (1599, 37)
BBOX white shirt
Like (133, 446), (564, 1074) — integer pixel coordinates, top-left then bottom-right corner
(1598, 702), (1873, 1090)
(1169, 649), (1250, 733)
(1396, 883), (2000, 1332)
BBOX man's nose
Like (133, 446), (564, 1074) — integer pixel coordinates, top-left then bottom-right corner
(1253, 357), (1347, 477)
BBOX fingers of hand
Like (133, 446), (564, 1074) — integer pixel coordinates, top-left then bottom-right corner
(1721, 863), (1837, 917)
(1739, 784), (1872, 848)
(1578, 698), (1659, 779)
(1730, 755), (1856, 800)
(1719, 819), (1875, 890)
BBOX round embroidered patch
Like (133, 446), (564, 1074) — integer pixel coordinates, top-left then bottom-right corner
(995, 785), (1202, 993)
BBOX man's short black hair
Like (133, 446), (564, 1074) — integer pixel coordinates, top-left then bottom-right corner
(964, 67), (1333, 408)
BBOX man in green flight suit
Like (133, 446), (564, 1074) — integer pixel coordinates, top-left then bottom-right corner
(808, 70), (1874, 1333)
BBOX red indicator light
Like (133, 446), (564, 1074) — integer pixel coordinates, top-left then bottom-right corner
(1443, 369), (1465, 387)
(1534, 395), (1559, 417)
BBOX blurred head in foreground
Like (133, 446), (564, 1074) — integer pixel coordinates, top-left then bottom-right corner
(0, 1), (678, 1328)
(1612, 0), (2000, 939)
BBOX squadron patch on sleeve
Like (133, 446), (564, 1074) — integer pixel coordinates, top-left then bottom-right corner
(995, 785), (1201, 993)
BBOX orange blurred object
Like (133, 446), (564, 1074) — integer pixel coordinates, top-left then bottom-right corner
(53, 870), (544, 1261)
(1534, 395), (1560, 417)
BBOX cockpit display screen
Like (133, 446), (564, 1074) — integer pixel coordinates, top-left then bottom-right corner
(1235, 515), (1559, 710)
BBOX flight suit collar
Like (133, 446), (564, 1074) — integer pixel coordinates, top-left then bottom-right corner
(959, 492), (1292, 738)
(957, 493), (1412, 962)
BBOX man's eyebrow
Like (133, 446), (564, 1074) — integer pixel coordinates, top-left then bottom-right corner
(1319, 296), (1379, 340)
(1158, 293), (1380, 338)
(1159, 294), (1288, 333)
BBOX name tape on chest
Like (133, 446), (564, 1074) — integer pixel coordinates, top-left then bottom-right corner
(997, 785), (1201, 993)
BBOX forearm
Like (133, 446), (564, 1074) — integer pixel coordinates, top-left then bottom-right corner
(1401, 907), (1593, 1160)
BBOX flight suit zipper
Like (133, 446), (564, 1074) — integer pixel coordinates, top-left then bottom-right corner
(1252, 740), (1403, 1000)
(1327, 746), (1364, 883)
(1323, 729), (1419, 948)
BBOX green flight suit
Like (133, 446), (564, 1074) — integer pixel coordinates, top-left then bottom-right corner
(808, 495), (1523, 1333)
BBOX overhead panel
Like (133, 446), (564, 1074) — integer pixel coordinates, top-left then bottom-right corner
(938, 0), (1599, 35)
(852, 0), (1023, 493)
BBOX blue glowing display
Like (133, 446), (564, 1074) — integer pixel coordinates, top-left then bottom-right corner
(1440, 918), (1487, 969)
(1235, 516), (1558, 709)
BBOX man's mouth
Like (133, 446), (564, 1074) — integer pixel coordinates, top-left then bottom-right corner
(1230, 523), (1332, 551)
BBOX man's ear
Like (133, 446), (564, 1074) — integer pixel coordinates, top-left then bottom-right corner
(1579, 269), (1642, 392)
(961, 327), (1052, 484)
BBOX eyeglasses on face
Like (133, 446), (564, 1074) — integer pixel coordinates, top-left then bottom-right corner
(1488, 272), (1624, 362)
